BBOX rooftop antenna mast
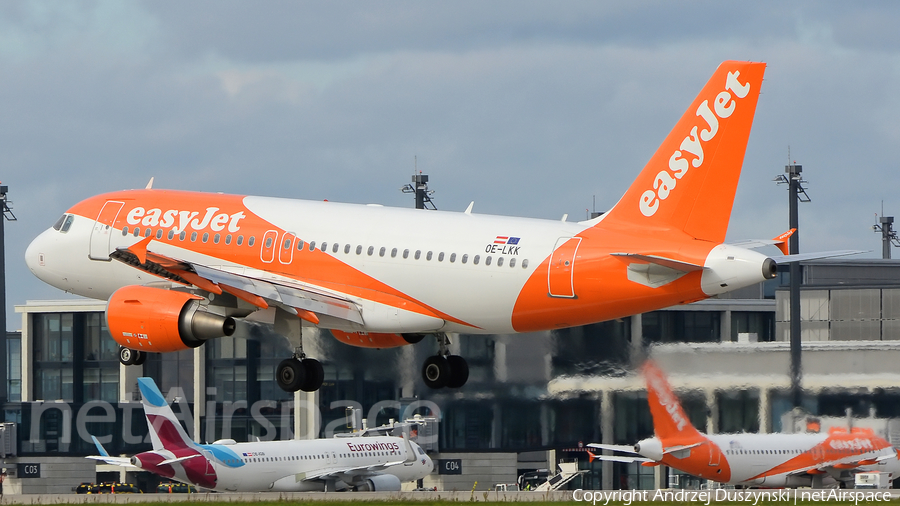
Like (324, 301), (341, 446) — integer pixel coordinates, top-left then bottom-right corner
(873, 201), (900, 259)
(400, 156), (437, 210)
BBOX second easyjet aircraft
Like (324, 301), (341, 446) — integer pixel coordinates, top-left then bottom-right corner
(25, 61), (843, 393)
(590, 362), (900, 488)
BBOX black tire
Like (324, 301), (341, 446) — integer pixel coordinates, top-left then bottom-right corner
(422, 355), (450, 389)
(446, 355), (469, 388)
(133, 350), (147, 366)
(119, 346), (137, 366)
(300, 358), (324, 392)
(276, 359), (305, 392)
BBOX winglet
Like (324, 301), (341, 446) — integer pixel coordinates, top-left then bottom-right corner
(773, 229), (795, 256)
(91, 435), (110, 457)
(125, 236), (153, 265)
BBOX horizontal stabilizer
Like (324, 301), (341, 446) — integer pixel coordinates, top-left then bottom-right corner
(590, 454), (653, 464)
(769, 250), (864, 264)
(587, 443), (639, 454)
(611, 253), (705, 273)
(663, 442), (702, 454)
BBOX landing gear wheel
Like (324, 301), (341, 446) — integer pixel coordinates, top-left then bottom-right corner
(133, 350), (147, 366)
(276, 358), (306, 392)
(300, 358), (324, 392)
(119, 346), (138, 366)
(446, 355), (469, 388)
(422, 355), (451, 389)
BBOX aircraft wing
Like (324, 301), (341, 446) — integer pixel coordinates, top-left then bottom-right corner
(293, 459), (409, 482)
(109, 239), (364, 326)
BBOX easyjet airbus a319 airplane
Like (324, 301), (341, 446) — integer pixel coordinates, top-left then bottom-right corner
(589, 362), (900, 488)
(25, 61), (850, 393)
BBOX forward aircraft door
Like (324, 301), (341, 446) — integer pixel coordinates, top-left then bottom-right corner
(548, 237), (581, 298)
(89, 201), (124, 260)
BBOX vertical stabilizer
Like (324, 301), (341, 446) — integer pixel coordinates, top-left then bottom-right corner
(600, 61), (766, 243)
(642, 361), (705, 445)
(138, 377), (197, 452)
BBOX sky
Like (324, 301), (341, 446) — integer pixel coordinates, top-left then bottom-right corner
(2, 1), (900, 330)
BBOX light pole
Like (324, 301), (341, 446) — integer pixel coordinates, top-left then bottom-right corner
(775, 165), (809, 408)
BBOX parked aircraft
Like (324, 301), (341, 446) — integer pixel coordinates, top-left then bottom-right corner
(89, 377), (433, 492)
(589, 362), (900, 488)
(25, 60), (855, 392)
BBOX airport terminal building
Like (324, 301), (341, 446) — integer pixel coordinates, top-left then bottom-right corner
(3, 259), (900, 492)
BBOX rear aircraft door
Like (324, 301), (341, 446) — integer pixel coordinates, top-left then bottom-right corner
(89, 201), (125, 260)
(547, 237), (581, 298)
(279, 233), (296, 264)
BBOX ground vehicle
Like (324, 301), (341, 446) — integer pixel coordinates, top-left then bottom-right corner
(855, 472), (891, 489)
(157, 482), (198, 493)
(95, 482), (141, 494)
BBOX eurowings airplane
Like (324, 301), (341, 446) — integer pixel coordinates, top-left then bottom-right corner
(89, 377), (433, 492)
(24, 60), (854, 392)
(589, 362), (900, 488)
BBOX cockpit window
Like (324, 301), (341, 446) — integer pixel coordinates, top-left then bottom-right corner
(53, 214), (74, 233)
(417, 446), (425, 455)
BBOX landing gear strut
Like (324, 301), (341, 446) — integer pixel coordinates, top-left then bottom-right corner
(118, 346), (146, 366)
(421, 333), (468, 389)
(276, 349), (324, 393)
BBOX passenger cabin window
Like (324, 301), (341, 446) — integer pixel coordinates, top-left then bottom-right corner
(356, 245), (362, 255)
(450, 253), (456, 263)
(308, 241), (316, 251)
(473, 255), (480, 265)
(237, 235), (244, 246)
(462, 254), (468, 264)
(332, 243), (339, 253)
(249, 237), (256, 247)
(391, 248), (398, 258)
(403, 249), (409, 259)
(191, 232), (198, 242)
(367, 246), (374, 256)
(122, 226), (129, 236)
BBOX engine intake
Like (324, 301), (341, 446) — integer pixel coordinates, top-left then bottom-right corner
(107, 285), (235, 353)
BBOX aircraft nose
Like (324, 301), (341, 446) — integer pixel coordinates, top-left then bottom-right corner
(25, 229), (49, 275)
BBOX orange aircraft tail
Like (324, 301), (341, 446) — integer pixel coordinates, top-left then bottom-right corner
(600, 61), (766, 244)
(642, 360), (706, 446)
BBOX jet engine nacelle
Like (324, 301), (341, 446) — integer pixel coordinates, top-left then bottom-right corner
(106, 285), (236, 353)
(331, 330), (426, 349)
(354, 473), (402, 491)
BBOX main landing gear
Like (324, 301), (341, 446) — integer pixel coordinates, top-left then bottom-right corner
(276, 350), (324, 393)
(422, 333), (468, 389)
(118, 346), (147, 366)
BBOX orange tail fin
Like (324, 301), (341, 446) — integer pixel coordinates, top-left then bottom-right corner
(600, 61), (766, 243)
(642, 360), (705, 445)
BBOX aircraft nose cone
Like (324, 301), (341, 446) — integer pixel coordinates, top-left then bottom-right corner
(25, 230), (47, 275)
